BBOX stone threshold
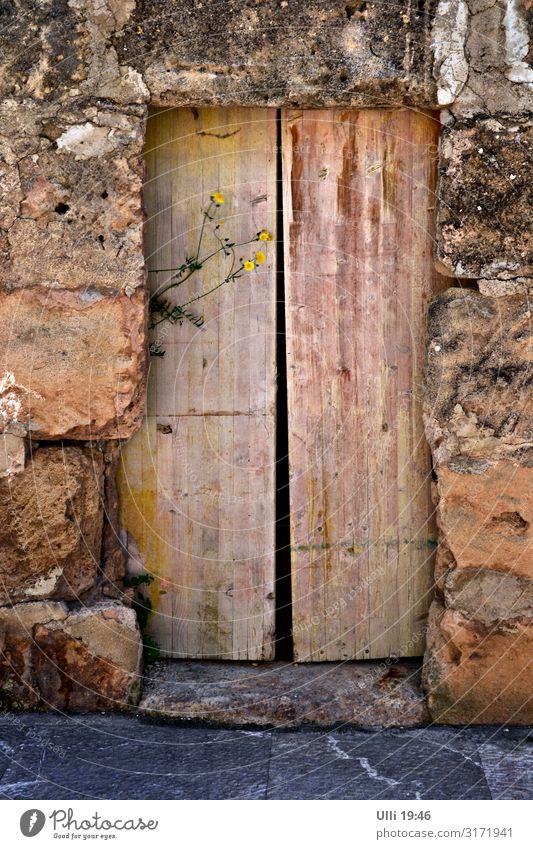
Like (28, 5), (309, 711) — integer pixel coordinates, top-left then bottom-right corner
(139, 659), (429, 729)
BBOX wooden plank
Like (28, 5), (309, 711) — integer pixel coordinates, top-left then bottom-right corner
(119, 107), (277, 659)
(282, 109), (444, 660)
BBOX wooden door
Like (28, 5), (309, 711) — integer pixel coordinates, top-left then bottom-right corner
(283, 109), (443, 660)
(119, 107), (442, 661)
(119, 108), (278, 659)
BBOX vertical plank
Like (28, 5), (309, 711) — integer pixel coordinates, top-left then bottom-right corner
(283, 109), (444, 660)
(119, 107), (277, 659)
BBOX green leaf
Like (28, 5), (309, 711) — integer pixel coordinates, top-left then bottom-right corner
(124, 573), (155, 588)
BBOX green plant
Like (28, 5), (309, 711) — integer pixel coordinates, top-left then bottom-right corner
(131, 587), (152, 633)
(142, 635), (161, 666)
(124, 573), (161, 664)
(124, 573), (155, 589)
(148, 192), (272, 356)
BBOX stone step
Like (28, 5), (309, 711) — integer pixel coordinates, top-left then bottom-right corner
(139, 660), (428, 729)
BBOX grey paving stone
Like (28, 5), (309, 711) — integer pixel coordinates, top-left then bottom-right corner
(478, 730), (533, 800)
(0, 720), (271, 800)
(0, 716), (531, 800)
(267, 728), (492, 799)
(0, 711), (143, 730)
(0, 725), (27, 783)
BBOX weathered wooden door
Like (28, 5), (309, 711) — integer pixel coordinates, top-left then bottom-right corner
(119, 108), (278, 659)
(118, 107), (442, 660)
(283, 110), (442, 660)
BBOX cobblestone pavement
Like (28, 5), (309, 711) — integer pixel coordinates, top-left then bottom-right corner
(0, 714), (531, 800)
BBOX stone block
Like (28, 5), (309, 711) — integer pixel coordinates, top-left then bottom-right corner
(117, 0), (437, 107)
(437, 119), (532, 278)
(433, 0), (533, 119)
(3, 111), (145, 297)
(0, 288), (147, 440)
(34, 603), (143, 711)
(425, 289), (533, 464)
(0, 601), (67, 708)
(423, 601), (533, 724)
(444, 568), (533, 625)
(0, 432), (26, 477)
(436, 459), (533, 581)
(0, 95), (145, 300)
(1, 2), (439, 109)
(478, 278), (533, 297)
(0, 0), (147, 105)
(425, 285), (533, 725)
(140, 659), (429, 727)
(0, 601), (141, 710)
(0, 445), (104, 604)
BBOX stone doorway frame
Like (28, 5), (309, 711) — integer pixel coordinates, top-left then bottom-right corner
(0, 1), (531, 723)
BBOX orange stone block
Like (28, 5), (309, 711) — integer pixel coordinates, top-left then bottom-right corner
(424, 601), (533, 725)
(0, 287), (147, 440)
(437, 459), (533, 580)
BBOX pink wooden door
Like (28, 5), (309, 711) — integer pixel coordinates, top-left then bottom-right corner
(283, 109), (444, 660)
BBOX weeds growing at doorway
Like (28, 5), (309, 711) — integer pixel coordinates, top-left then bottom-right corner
(148, 192), (272, 356)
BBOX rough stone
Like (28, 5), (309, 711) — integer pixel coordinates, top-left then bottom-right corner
(0, 601), (67, 708)
(115, 0), (438, 108)
(424, 284), (533, 725)
(140, 660), (429, 728)
(423, 600), (533, 724)
(444, 567), (533, 624)
(437, 119), (533, 278)
(0, 0), (147, 106)
(0, 1), (439, 110)
(0, 445), (104, 605)
(0, 601), (141, 710)
(0, 98), (146, 297)
(432, 0), (470, 107)
(0, 98), (147, 445)
(34, 602), (142, 711)
(425, 289), (533, 465)
(0, 288), (147, 439)
(478, 277), (533, 296)
(0, 0), (444, 114)
(433, 0), (533, 119)
(0, 432), (26, 478)
(436, 459), (533, 581)
(434, 532), (457, 593)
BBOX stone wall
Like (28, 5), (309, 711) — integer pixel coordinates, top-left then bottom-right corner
(423, 0), (533, 723)
(0, 0), (531, 720)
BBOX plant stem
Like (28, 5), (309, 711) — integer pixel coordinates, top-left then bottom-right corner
(195, 201), (213, 260)
(179, 273), (242, 310)
(150, 239), (255, 304)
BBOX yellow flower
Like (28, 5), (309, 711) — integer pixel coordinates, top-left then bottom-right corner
(243, 260), (255, 271)
(211, 192), (225, 205)
(258, 230), (273, 242)
(255, 250), (266, 265)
